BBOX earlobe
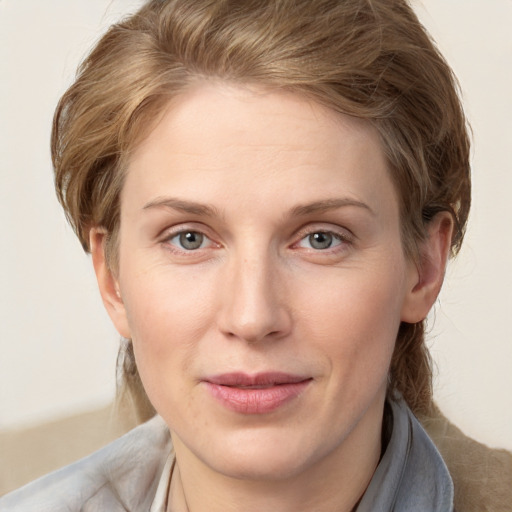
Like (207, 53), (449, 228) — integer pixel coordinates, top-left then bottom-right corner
(400, 212), (454, 323)
(90, 228), (131, 339)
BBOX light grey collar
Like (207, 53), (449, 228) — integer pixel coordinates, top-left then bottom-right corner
(356, 398), (454, 512)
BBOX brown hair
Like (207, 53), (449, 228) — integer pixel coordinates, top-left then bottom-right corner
(52, 0), (471, 420)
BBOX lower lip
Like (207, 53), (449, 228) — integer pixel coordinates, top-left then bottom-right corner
(204, 380), (311, 414)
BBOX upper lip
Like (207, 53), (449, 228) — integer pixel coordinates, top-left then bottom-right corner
(204, 372), (311, 388)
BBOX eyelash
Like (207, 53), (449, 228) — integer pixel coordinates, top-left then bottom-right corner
(160, 225), (353, 255)
(161, 226), (218, 254)
(292, 226), (354, 253)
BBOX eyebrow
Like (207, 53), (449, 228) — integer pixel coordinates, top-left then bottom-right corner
(142, 196), (374, 218)
(290, 198), (375, 217)
(143, 197), (221, 217)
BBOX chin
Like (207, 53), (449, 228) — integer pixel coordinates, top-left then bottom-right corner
(196, 427), (335, 482)
(215, 452), (311, 482)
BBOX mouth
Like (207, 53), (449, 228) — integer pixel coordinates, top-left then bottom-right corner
(203, 372), (312, 414)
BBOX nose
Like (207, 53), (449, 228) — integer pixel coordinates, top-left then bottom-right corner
(217, 251), (292, 343)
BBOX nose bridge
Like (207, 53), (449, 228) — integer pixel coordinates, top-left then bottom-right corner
(219, 243), (290, 343)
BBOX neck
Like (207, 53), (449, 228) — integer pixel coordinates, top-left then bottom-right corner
(167, 397), (385, 512)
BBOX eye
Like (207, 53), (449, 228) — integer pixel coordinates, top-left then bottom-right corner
(297, 231), (343, 250)
(168, 230), (210, 250)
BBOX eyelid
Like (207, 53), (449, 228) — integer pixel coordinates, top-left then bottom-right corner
(159, 221), (212, 239)
(296, 232), (343, 250)
(159, 223), (220, 251)
(292, 223), (355, 246)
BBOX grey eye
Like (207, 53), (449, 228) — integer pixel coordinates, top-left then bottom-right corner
(308, 232), (334, 250)
(178, 231), (205, 250)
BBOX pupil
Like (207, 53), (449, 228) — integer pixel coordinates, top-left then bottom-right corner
(180, 231), (203, 250)
(310, 232), (332, 250)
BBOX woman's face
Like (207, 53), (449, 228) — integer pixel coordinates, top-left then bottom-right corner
(105, 84), (422, 481)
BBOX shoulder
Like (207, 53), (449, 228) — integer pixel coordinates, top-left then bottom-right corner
(0, 415), (171, 512)
(422, 405), (512, 512)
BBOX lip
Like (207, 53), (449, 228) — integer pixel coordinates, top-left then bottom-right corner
(203, 372), (312, 414)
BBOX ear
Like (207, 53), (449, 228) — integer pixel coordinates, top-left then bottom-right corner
(400, 212), (454, 323)
(90, 228), (131, 339)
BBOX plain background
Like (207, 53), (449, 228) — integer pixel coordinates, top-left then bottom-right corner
(0, 0), (511, 451)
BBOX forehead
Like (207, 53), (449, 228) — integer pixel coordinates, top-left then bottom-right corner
(131, 83), (377, 164)
(123, 83), (398, 219)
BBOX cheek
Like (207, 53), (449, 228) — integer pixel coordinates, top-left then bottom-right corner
(123, 258), (216, 336)
(119, 264), (217, 393)
(120, 261), (231, 422)
(301, 262), (406, 377)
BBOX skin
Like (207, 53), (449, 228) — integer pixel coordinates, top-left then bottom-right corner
(91, 83), (452, 512)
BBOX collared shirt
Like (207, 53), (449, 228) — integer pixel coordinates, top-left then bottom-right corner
(0, 398), (453, 511)
(356, 398), (453, 511)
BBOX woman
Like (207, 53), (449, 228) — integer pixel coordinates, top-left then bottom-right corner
(0, 0), (492, 510)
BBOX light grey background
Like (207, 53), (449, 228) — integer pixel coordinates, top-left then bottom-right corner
(1, 0), (511, 450)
